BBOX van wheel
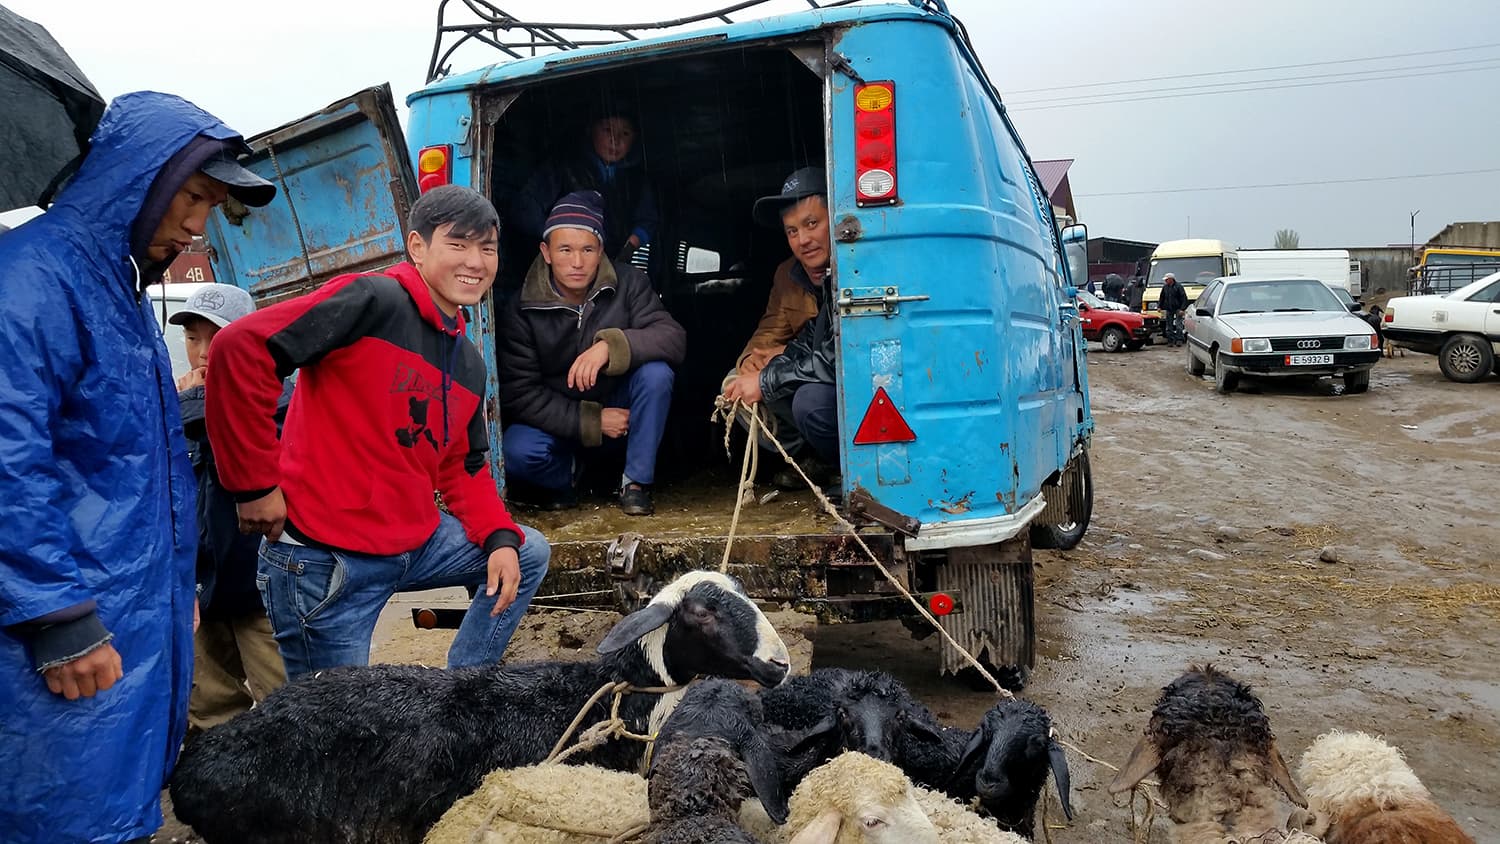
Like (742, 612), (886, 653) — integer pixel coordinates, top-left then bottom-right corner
(1213, 357), (1240, 394)
(1343, 369), (1370, 394)
(1187, 345), (1206, 377)
(1100, 327), (1127, 353)
(1030, 449), (1092, 550)
(1438, 334), (1494, 383)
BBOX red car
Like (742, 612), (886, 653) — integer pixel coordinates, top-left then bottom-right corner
(1078, 291), (1150, 352)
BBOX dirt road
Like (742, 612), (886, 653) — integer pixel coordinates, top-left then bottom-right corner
(158, 343), (1496, 842)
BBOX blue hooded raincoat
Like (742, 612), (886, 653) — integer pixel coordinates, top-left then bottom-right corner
(0, 92), (246, 841)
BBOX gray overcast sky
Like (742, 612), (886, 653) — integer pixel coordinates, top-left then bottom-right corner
(9, 0), (1497, 247)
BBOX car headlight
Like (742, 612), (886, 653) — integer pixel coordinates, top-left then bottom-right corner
(1241, 338), (1271, 353)
(1146, 302), (1159, 311)
(1344, 334), (1376, 350)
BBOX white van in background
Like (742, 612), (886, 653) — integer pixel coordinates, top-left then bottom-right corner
(1238, 248), (1355, 294)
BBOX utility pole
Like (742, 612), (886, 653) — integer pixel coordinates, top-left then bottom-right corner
(1410, 209), (1420, 257)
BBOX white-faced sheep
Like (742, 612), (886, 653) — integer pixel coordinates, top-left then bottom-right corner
(742, 750), (939, 844)
(170, 570), (791, 844)
(1108, 665), (1308, 844)
(1291, 730), (1475, 844)
(764, 669), (1071, 839)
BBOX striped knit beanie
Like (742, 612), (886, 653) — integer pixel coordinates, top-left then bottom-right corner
(543, 190), (605, 241)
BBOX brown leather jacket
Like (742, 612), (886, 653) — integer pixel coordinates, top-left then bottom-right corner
(736, 257), (820, 371)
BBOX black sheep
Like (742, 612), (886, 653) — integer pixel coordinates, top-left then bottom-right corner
(646, 736), (760, 844)
(169, 571), (790, 844)
(952, 699), (1074, 839)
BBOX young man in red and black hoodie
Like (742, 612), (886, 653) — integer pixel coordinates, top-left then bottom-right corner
(206, 185), (550, 677)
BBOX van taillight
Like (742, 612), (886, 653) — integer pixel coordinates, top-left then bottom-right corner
(854, 81), (897, 206)
(417, 145), (451, 194)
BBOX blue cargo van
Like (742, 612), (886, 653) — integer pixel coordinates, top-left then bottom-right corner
(204, 0), (1094, 681)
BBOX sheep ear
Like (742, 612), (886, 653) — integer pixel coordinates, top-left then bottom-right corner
(787, 715), (840, 755)
(597, 601), (674, 654)
(1049, 740), (1075, 821)
(954, 727), (989, 777)
(743, 739), (792, 825)
(1268, 742), (1307, 808)
(788, 808), (843, 844)
(903, 709), (945, 743)
(1107, 734), (1160, 794)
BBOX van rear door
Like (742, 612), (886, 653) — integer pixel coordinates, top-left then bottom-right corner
(203, 84), (417, 304)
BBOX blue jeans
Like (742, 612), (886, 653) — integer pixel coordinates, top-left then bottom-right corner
(504, 361), (674, 489)
(790, 382), (840, 463)
(256, 516), (550, 678)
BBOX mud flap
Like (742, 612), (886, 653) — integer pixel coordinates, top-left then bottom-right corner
(1038, 454), (1085, 526)
(934, 539), (1035, 675)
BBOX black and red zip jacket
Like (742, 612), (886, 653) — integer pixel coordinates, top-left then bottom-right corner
(205, 262), (522, 556)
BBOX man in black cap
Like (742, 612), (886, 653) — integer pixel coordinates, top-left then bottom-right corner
(0, 91), (274, 843)
(723, 167), (842, 491)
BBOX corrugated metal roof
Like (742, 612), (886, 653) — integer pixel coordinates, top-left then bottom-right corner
(1033, 158), (1074, 197)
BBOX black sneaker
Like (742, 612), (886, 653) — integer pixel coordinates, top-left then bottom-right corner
(619, 483), (654, 516)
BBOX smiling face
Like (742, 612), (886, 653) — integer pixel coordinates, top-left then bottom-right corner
(780, 195), (831, 281)
(146, 172), (229, 263)
(407, 222), (499, 317)
(540, 227), (604, 304)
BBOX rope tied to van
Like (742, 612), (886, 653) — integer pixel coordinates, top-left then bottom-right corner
(712, 395), (1014, 701)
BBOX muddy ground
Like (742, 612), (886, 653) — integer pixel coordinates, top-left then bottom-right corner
(156, 345), (1497, 842)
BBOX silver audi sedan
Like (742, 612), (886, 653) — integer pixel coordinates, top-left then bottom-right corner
(1184, 276), (1381, 394)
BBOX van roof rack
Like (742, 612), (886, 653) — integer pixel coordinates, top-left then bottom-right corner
(426, 0), (946, 82)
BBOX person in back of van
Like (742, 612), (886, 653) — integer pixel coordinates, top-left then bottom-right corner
(1126, 276), (1146, 312)
(0, 91), (276, 844)
(1102, 272), (1126, 304)
(1160, 272), (1189, 346)
(722, 168), (841, 493)
(205, 185), (550, 679)
(499, 190), (686, 516)
(172, 284), (289, 732)
(510, 110), (658, 263)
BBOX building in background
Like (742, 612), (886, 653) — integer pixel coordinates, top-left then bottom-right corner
(1034, 158), (1076, 226)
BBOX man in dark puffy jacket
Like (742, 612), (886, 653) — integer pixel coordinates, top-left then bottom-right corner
(0, 91), (275, 843)
(1101, 272), (1127, 303)
(1159, 272), (1190, 346)
(722, 171), (840, 487)
(500, 190), (686, 515)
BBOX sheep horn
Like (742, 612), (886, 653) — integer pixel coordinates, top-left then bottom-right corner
(1108, 734), (1160, 795)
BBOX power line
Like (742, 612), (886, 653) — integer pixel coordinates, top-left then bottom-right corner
(1008, 62), (1500, 111)
(1008, 56), (1500, 106)
(1007, 41), (1500, 94)
(1079, 168), (1500, 199)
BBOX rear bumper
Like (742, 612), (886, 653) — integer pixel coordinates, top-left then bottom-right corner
(1218, 350), (1382, 376)
(1380, 326), (1443, 354)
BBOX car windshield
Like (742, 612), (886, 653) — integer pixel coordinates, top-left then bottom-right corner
(1148, 256), (1222, 288)
(1330, 287), (1355, 308)
(1218, 279), (1344, 314)
(1078, 290), (1107, 308)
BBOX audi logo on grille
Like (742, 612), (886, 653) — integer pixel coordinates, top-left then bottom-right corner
(1296, 339), (1322, 349)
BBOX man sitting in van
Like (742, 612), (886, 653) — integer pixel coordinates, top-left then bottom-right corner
(499, 190), (685, 516)
(722, 168), (840, 489)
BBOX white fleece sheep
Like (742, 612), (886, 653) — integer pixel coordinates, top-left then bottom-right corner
(422, 763), (647, 844)
(1292, 730), (1475, 844)
(737, 751), (935, 844)
(910, 786), (1028, 843)
(740, 751), (1026, 844)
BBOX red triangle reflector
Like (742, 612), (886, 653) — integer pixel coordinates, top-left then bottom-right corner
(853, 386), (916, 445)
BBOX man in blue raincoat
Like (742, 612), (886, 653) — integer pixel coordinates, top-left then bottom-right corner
(0, 91), (275, 842)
